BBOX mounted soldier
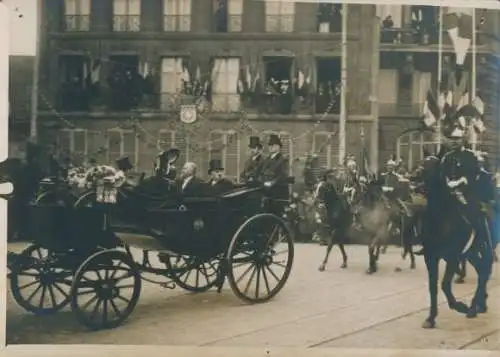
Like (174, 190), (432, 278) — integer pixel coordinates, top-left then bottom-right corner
(207, 159), (234, 195)
(240, 136), (264, 184)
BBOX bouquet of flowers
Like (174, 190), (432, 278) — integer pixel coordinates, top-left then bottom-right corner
(68, 166), (90, 190)
(85, 165), (126, 204)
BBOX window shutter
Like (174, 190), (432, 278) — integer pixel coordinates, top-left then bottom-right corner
(65, 0), (77, 15)
(158, 130), (175, 151)
(123, 131), (137, 165)
(279, 132), (292, 174)
(73, 130), (87, 166)
(108, 131), (122, 164)
(58, 130), (72, 159)
(209, 131), (225, 162)
(87, 130), (107, 164)
(313, 132), (329, 170)
(113, 0), (127, 15)
(173, 132), (188, 168)
(225, 131), (240, 180)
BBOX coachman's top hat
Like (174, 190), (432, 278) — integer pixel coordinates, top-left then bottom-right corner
(208, 159), (224, 174)
(248, 136), (262, 149)
(116, 156), (133, 171)
(268, 134), (282, 147)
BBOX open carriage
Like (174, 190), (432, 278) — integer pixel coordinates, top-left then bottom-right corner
(7, 179), (295, 331)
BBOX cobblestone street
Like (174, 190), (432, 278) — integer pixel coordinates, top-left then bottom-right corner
(6, 240), (500, 349)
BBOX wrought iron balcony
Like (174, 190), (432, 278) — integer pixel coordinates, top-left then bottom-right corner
(64, 15), (90, 31)
(113, 15), (141, 32)
(163, 15), (191, 32)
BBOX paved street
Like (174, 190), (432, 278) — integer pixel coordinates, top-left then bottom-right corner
(6, 239), (500, 349)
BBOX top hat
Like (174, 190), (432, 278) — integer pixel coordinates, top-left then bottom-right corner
(116, 156), (133, 171)
(268, 134), (282, 147)
(249, 136), (262, 149)
(208, 159), (224, 174)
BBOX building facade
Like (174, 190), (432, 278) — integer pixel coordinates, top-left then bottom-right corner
(35, 0), (500, 181)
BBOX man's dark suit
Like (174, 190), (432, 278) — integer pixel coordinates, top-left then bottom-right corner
(258, 153), (289, 214)
(240, 154), (264, 183)
(179, 177), (210, 197)
(208, 178), (234, 196)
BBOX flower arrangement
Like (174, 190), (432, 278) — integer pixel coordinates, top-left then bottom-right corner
(67, 165), (126, 204)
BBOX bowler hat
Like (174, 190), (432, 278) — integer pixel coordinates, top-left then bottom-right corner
(208, 159), (224, 174)
(268, 134), (282, 147)
(249, 136), (262, 149)
(116, 156), (133, 171)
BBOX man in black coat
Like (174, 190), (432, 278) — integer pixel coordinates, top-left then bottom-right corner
(240, 136), (264, 184)
(259, 134), (289, 213)
(207, 159), (234, 195)
(178, 162), (209, 197)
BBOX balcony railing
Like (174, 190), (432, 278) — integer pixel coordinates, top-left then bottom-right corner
(381, 27), (489, 47)
(379, 102), (424, 117)
(265, 15), (294, 32)
(113, 15), (141, 32)
(163, 15), (191, 32)
(214, 14), (242, 32)
(64, 15), (90, 31)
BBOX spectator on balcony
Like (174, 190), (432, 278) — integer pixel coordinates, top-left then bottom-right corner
(264, 78), (279, 113)
(214, 0), (228, 32)
(279, 79), (293, 114)
(142, 67), (156, 108)
(381, 15), (395, 44)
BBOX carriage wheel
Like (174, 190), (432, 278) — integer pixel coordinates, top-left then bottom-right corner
(165, 254), (221, 293)
(70, 249), (141, 330)
(226, 213), (294, 303)
(10, 244), (72, 315)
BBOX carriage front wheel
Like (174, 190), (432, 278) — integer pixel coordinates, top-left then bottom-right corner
(226, 213), (294, 303)
(70, 249), (142, 330)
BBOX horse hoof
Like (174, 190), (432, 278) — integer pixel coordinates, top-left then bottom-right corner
(477, 306), (488, 314)
(318, 265), (325, 272)
(340, 263), (347, 269)
(422, 319), (436, 329)
(366, 269), (375, 275)
(394, 267), (402, 272)
(451, 301), (469, 314)
(466, 309), (478, 319)
(455, 277), (465, 284)
(410, 263), (416, 270)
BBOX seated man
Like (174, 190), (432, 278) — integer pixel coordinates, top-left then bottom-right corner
(178, 162), (210, 197)
(207, 159), (234, 195)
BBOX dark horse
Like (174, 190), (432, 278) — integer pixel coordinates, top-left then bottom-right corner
(418, 155), (494, 329)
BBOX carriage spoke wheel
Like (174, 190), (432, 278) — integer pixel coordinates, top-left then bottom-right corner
(227, 213), (294, 303)
(70, 249), (141, 330)
(10, 244), (72, 315)
(165, 254), (221, 293)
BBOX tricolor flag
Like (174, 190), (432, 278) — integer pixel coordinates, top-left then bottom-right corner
(443, 7), (474, 65)
(422, 90), (440, 128)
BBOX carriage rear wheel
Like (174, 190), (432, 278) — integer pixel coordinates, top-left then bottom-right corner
(165, 254), (221, 293)
(70, 249), (141, 330)
(226, 213), (294, 303)
(10, 244), (72, 315)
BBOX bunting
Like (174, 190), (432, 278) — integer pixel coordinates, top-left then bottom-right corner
(442, 7), (474, 66)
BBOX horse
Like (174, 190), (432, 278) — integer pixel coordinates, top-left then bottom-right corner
(417, 154), (494, 329)
(317, 171), (353, 271)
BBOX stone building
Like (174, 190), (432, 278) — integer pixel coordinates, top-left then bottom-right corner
(36, 1), (500, 180)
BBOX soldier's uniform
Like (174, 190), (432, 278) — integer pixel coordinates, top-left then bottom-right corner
(240, 136), (264, 184)
(207, 159), (234, 195)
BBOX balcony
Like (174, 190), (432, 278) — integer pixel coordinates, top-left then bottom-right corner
(378, 102), (424, 117)
(164, 15), (191, 32)
(213, 13), (242, 32)
(113, 15), (141, 32)
(64, 15), (90, 32)
(265, 15), (294, 32)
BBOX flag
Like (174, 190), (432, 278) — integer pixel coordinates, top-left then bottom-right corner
(297, 70), (304, 90)
(90, 60), (101, 85)
(442, 7), (474, 65)
(143, 62), (149, 78)
(422, 90), (440, 128)
(245, 66), (251, 90)
(196, 66), (201, 82)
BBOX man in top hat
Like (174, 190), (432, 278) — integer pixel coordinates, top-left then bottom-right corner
(155, 148), (180, 180)
(208, 159), (233, 195)
(178, 162), (209, 197)
(116, 156), (133, 174)
(240, 136), (264, 184)
(258, 134), (289, 212)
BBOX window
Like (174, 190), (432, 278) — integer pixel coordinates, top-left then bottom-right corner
(157, 129), (190, 169)
(164, 0), (191, 32)
(262, 130), (293, 174)
(376, 5), (402, 28)
(64, 0), (91, 31)
(315, 58), (341, 114)
(160, 57), (190, 110)
(317, 3), (341, 33)
(107, 130), (138, 167)
(396, 130), (437, 171)
(59, 55), (90, 111)
(113, 0), (141, 32)
(208, 130), (240, 181)
(58, 129), (88, 166)
(214, 0), (243, 32)
(312, 131), (339, 170)
(265, 0), (294, 32)
(211, 58), (240, 112)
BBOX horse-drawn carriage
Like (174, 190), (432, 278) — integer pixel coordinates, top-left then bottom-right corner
(6, 169), (295, 331)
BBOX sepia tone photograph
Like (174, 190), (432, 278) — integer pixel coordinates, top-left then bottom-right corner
(2, 0), (500, 352)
